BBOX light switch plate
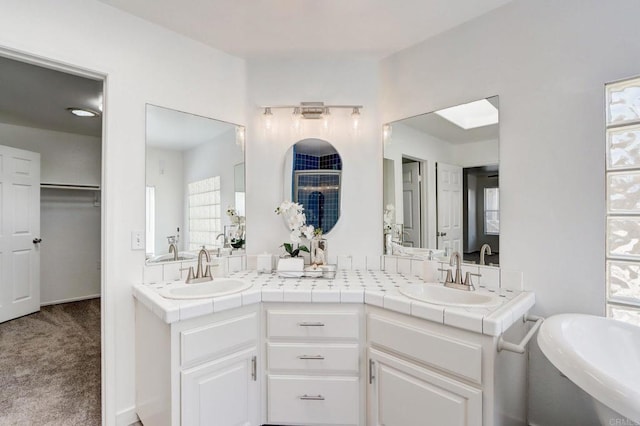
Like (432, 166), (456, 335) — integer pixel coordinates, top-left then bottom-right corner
(131, 231), (145, 250)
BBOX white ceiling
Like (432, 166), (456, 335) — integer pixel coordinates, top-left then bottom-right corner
(97, 0), (514, 59)
(0, 3), (512, 138)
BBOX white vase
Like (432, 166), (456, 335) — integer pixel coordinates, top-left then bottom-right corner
(277, 257), (304, 278)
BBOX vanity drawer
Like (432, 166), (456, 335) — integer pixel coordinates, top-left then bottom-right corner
(268, 375), (360, 425)
(367, 313), (482, 384)
(180, 312), (257, 366)
(267, 343), (359, 374)
(266, 310), (359, 340)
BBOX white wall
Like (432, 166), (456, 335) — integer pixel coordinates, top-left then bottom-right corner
(41, 189), (101, 304)
(146, 147), (184, 254)
(246, 58), (381, 259)
(380, 1), (640, 424)
(0, 1), (246, 424)
(0, 122), (101, 186)
(0, 122), (101, 305)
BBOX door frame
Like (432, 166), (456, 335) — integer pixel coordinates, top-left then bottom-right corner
(0, 47), (110, 426)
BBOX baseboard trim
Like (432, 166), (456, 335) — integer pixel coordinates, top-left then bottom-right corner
(40, 294), (101, 307)
(116, 406), (139, 426)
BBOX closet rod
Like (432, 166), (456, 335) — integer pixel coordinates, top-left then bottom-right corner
(40, 183), (101, 191)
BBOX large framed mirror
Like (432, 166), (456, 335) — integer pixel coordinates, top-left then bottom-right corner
(383, 96), (499, 265)
(145, 104), (245, 263)
(283, 138), (342, 234)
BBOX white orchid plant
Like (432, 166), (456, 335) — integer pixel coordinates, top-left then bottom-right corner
(226, 207), (246, 247)
(275, 200), (314, 257)
(383, 204), (395, 234)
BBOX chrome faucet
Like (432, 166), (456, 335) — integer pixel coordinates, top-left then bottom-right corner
(182, 246), (213, 284)
(450, 252), (463, 285)
(215, 233), (225, 256)
(444, 251), (475, 291)
(480, 243), (492, 265)
(168, 243), (178, 261)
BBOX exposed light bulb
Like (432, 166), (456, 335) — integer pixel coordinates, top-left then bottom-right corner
(351, 107), (361, 131)
(235, 126), (245, 152)
(292, 107), (302, 133)
(263, 107), (273, 131)
(383, 124), (392, 143)
(322, 107), (331, 133)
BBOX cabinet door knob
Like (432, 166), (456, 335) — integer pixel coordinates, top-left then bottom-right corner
(33, 238), (42, 244)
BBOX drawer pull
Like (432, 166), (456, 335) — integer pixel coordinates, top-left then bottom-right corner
(299, 394), (325, 401)
(297, 355), (325, 360)
(298, 322), (325, 327)
(251, 356), (257, 381)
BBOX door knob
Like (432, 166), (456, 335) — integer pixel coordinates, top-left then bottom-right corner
(33, 238), (42, 244)
(437, 232), (447, 237)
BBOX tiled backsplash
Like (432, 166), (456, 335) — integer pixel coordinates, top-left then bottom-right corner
(143, 253), (524, 292)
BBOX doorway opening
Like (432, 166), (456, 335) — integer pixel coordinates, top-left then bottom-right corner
(0, 53), (104, 424)
(462, 165), (499, 265)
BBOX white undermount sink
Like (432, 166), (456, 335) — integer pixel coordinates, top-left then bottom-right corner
(160, 279), (252, 300)
(538, 314), (640, 424)
(398, 283), (501, 308)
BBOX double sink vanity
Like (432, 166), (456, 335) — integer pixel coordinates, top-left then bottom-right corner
(134, 255), (535, 426)
(137, 96), (538, 425)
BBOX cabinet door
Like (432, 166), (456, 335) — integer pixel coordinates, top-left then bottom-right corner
(182, 347), (258, 426)
(368, 349), (481, 426)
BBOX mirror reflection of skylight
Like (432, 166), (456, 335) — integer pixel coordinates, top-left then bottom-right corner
(434, 99), (499, 130)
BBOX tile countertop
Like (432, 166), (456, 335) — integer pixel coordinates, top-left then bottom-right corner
(133, 270), (535, 337)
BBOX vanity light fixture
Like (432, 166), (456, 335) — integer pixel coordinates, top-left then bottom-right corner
(67, 107), (100, 117)
(260, 102), (363, 133)
(434, 99), (498, 130)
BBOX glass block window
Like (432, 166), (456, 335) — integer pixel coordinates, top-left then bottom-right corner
(484, 187), (500, 235)
(188, 176), (221, 250)
(606, 76), (640, 323)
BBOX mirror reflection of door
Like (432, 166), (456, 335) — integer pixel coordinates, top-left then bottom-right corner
(437, 162), (462, 253)
(402, 159), (421, 247)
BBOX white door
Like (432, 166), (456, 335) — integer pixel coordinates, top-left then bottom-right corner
(0, 145), (40, 323)
(368, 349), (482, 426)
(182, 347), (259, 426)
(402, 161), (421, 247)
(437, 163), (462, 254)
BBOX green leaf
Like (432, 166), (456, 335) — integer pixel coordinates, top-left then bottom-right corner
(282, 243), (293, 255)
(291, 248), (300, 257)
(298, 245), (310, 253)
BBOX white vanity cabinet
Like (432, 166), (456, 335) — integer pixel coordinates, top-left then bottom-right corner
(135, 302), (260, 426)
(366, 306), (527, 426)
(262, 304), (365, 426)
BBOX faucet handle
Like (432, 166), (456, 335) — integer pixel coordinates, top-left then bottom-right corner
(463, 272), (476, 290)
(180, 266), (195, 283)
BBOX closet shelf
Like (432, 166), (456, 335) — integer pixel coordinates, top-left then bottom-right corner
(40, 183), (101, 191)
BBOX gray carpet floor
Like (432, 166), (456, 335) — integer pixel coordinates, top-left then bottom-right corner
(0, 298), (101, 425)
